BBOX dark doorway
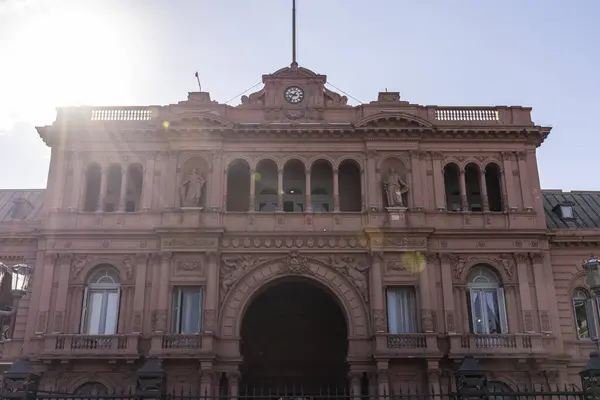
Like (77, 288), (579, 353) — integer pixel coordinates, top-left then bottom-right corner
(240, 278), (349, 394)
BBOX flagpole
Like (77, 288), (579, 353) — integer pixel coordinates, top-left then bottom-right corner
(292, 0), (297, 66)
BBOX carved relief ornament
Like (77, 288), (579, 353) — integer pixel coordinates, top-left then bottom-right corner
(219, 253), (369, 302)
(443, 254), (515, 281)
(220, 235), (367, 250)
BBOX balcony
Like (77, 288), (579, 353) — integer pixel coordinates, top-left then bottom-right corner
(149, 334), (212, 358)
(448, 333), (552, 358)
(40, 334), (140, 360)
(375, 333), (440, 357)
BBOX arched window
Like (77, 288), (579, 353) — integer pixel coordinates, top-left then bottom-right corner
(489, 381), (517, 400)
(75, 382), (108, 395)
(465, 163), (482, 212)
(573, 289), (597, 340)
(83, 163), (102, 212)
(226, 159), (251, 212)
(467, 266), (508, 334)
(125, 163), (143, 212)
(81, 266), (121, 335)
(444, 163), (461, 212)
(485, 163), (503, 212)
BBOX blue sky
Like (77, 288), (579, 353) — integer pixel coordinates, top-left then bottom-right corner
(0, 0), (598, 190)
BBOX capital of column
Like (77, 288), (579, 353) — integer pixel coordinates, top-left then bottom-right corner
(370, 251), (384, 263)
(159, 251), (173, 263)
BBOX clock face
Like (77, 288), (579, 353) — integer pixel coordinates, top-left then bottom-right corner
(284, 86), (304, 104)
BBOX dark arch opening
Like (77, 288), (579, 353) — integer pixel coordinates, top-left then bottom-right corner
(240, 278), (349, 394)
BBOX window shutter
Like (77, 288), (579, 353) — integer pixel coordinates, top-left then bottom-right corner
(497, 288), (509, 334)
(80, 287), (89, 334)
(586, 298), (598, 339)
(468, 289), (478, 333)
(114, 287), (122, 334)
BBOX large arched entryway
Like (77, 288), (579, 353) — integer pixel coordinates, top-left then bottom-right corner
(240, 278), (349, 393)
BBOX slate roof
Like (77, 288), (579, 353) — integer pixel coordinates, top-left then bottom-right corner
(0, 189), (45, 223)
(543, 190), (600, 229)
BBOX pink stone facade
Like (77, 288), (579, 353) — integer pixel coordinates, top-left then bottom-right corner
(0, 63), (596, 394)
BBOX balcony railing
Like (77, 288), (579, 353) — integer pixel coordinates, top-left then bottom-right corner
(376, 333), (440, 356)
(448, 333), (550, 357)
(150, 334), (211, 357)
(41, 334), (140, 359)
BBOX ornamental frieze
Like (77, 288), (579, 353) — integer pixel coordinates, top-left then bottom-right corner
(219, 252), (369, 302)
(220, 235), (368, 250)
(161, 237), (217, 250)
(369, 235), (427, 251)
(442, 253), (517, 281)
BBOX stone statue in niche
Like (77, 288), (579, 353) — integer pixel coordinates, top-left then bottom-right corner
(179, 168), (206, 208)
(383, 166), (409, 208)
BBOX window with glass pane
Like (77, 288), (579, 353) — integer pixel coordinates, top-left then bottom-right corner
(574, 289), (597, 339)
(172, 286), (204, 334)
(81, 266), (121, 335)
(386, 287), (418, 334)
(466, 266), (508, 334)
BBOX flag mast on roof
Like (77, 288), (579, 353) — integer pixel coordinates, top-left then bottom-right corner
(291, 0), (298, 68)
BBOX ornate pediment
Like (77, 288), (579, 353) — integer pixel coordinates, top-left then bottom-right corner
(355, 112), (434, 130)
(166, 112), (234, 129)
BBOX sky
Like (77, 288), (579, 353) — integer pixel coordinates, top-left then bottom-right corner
(0, 0), (599, 190)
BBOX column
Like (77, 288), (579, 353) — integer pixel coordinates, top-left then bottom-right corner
(304, 169), (311, 212)
(249, 169), (256, 212)
(349, 371), (362, 397)
(48, 147), (66, 211)
(504, 285), (519, 332)
(141, 153), (155, 211)
(51, 254), (71, 333)
(69, 153), (84, 211)
(409, 151), (424, 209)
(223, 167), (228, 211)
(439, 254), (457, 333)
(277, 168), (283, 211)
(199, 366), (214, 396)
(426, 363), (441, 397)
(203, 252), (219, 334)
(209, 150), (224, 210)
(333, 168), (340, 212)
(479, 169), (489, 211)
(501, 152), (518, 211)
(541, 251), (564, 352)
(369, 252), (385, 332)
(97, 166), (108, 212)
(515, 254), (534, 332)
(35, 253), (57, 334)
(517, 151), (533, 211)
(118, 169), (128, 211)
(530, 253), (550, 333)
(360, 167), (366, 212)
(153, 252), (172, 332)
(132, 254), (148, 333)
(459, 169), (468, 211)
(376, 362), (390, 399)
(165, 152), (178, 208)
(227, 371), (240, 400)
(431, 152), (446, 211)
(366, 150), (379, 210)
(419, 257), (434, 332)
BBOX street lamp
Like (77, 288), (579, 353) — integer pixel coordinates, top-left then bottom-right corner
(582, 256), (600, 351)
(580, 352), (600, 400)
(455, 356), (488, 400)
(1, 357), (40, 400)
(0, 262), (33, 317)
(136, 358), (166, 399)
(583, 256), (600, 297)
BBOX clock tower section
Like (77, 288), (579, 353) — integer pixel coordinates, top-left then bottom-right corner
(240, 63), (350, 121)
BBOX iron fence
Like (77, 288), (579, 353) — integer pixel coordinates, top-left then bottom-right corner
(0, 384), (593, 400)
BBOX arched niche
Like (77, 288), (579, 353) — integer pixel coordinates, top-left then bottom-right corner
(179, 156), (209, 208)
(380, 157), (409, 208)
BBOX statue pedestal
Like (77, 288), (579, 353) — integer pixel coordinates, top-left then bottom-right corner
(386, 207), (408, 224)
(180, 207), (204, 211)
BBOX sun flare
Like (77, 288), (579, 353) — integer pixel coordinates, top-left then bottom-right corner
(0, 1), (135, 128)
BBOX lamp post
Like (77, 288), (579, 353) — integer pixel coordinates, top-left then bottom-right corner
(580, 352), (600, 400)
(582, 256), (600, 351)
(455, 356), (488, 400)
(1, 357), (40, 400)
(0, 262), (33, 317)
(136, 358), (166, 399)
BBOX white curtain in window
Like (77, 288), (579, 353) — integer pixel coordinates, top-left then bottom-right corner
(386, 287), (417, 334)
(173, 287), (203, 334)
(83, 288), (120, 335)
